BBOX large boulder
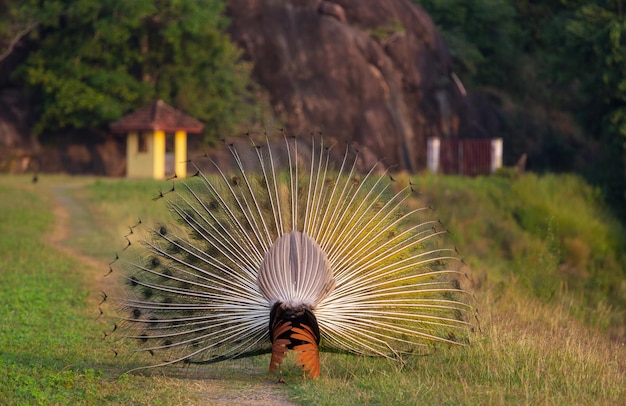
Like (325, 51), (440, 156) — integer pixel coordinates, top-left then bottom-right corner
(226, 0), (472, 171)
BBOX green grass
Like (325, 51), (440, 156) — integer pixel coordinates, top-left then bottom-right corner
(0, 176), (286, 405)
(409, 172), (626, 336)
(288, 289), (625, 404)
(0, 179), (179, 404)
(0, 172), (624, 405)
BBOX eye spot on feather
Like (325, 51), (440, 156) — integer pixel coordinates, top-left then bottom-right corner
(132, 308), (142, 319)
(128, 276), (139, 287)
(142, 288), (153, 299)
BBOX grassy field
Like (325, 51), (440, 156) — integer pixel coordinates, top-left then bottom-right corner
(0, 176), (290, 405)
(0, 172), (624, 405)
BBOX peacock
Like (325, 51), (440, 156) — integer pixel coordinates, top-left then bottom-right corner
(103, 132), (474, 380)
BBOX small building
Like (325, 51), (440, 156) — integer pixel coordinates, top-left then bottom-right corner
(427, 137), (503, 176)
(110, 100), (204, 179)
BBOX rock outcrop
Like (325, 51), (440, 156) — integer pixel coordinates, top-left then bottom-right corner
(1, 0), (484, 175)
(226, 0), (471, 171)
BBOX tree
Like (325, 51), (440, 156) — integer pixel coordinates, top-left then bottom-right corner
(414, 0), (626, 218)
(0, 1), (51, 61)
(543, 2), (626, 215)
(1, 0), (258, 141)
(414, 0), (522, 89)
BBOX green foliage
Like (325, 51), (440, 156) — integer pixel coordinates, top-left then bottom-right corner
(4, 0), (258, 141)
(541, 2), (626, 217)
(413, 172), (626, 333)
(543, 3), (626, 138)
(414, 0), (626, 219)
(414, 0), (626, 118)
(415, 0), (521, 87)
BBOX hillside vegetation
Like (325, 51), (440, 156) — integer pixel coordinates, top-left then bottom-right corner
(1, 172), (624, 404)
(411, 172), (626, 338)
(414, 0), (626, 219)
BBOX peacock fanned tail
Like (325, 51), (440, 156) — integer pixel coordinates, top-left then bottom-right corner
(103, 133), (475, 379)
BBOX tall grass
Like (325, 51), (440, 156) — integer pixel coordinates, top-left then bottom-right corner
(412, 172), (626, 337)
(287, 276), (625, 404)
(1, 172), (624, 405)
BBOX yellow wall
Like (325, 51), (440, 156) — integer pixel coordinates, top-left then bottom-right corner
(174, 130), (187, 177)
(126, 130), (186, 179)
(152, 130), (166, 179)
(126, 132), (155, 178)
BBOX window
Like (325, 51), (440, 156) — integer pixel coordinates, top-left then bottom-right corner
(138, 133), (148, 153)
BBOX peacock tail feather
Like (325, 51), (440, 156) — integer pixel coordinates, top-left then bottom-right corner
(104, 133), (475, 378)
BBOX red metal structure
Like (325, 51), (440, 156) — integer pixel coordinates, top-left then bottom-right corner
(428, 137), (502, 176)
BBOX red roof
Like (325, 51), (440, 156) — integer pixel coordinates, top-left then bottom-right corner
(110, 99), (204, 133)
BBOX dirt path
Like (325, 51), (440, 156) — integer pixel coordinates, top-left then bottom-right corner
(45, 181), (296, 406)
(46, 184), (116, 297)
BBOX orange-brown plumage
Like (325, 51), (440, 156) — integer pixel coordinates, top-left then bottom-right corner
(269, 320), (292, 374)
(292, 324), (320, 379)
(268, 301), (321, 379)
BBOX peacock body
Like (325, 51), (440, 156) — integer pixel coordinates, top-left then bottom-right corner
(105, 133), (474, 379)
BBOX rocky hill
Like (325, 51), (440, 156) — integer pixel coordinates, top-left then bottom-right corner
(0, 0), (497, 175)
(227, 0), (490, 171)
